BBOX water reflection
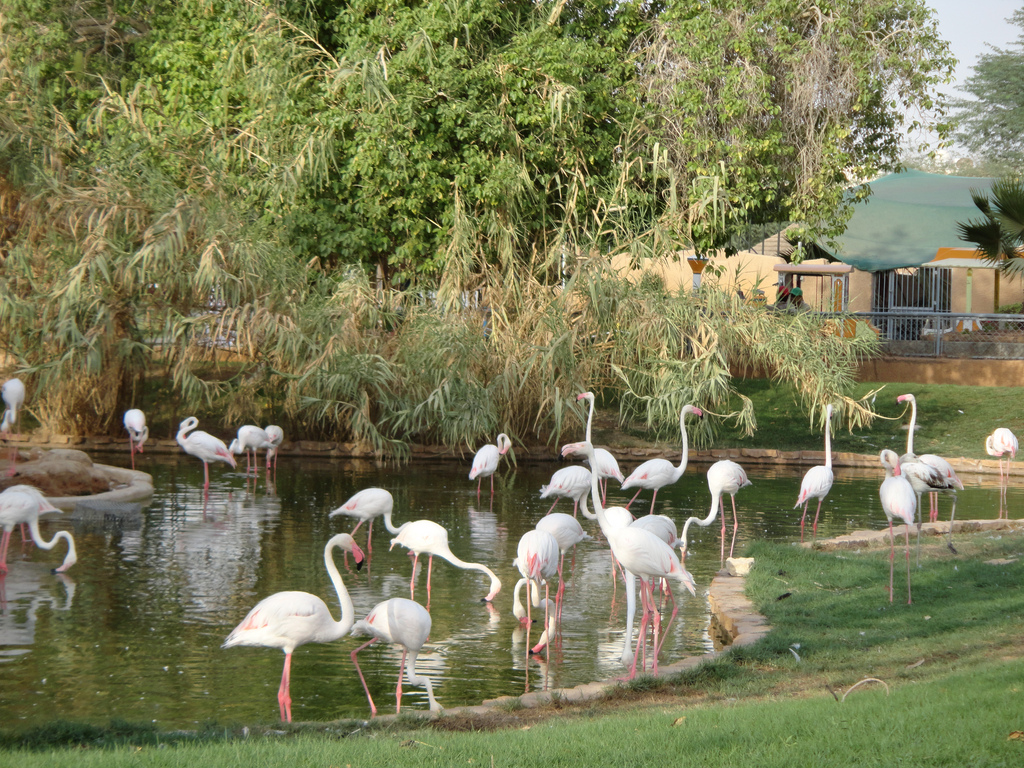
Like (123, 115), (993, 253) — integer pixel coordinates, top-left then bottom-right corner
(0, 455), (1015, 728)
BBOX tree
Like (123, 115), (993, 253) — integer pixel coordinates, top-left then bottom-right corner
(638, 0), (956, 260)
(952, 9), (1024, 169)
(957, 177), (1024, 281)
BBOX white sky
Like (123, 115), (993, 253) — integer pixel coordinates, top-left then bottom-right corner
(928, 0), (1020, 93)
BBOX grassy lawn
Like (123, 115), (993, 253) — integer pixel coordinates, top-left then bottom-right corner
(4, 530), (1022, 766)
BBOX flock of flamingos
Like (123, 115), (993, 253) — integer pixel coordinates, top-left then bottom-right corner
(0, 377), (1019, 721)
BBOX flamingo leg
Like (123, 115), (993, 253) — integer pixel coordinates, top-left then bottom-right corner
(545, 497), (559, 515)
(888, 519), (895, 603)
(654, 584), (678, 662)
(729, 494), (739, 559)
(600, 478), (608, 507)
(426, 555), (434, 610)
(490, 474), (495, 497)
(800, 502), (809, 543)
(905, 526), (913, 605)
(129, 437), (136, 470)
(811, 499), (823, 543)
(351, 638), (380, 717)
(647, 491), (658, 516)
(202, 461), (211, 491)
(278, 652), (293, 722)
(719, 498), (726, 565)
(946, 496), (958, 554)
(409, 553), (419, 599)
(396, 647), (407, 713)
(624, 487), (644, 510)
(0, 529), (10, 573)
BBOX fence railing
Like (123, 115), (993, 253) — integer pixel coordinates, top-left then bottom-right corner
(853, 311), (1024, 359)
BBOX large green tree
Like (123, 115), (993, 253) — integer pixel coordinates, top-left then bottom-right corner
(952, 8), (1024, 170)
(638, 0), (956, 258)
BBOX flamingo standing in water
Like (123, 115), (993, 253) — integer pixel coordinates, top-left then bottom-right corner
(329, 487), (399, 554)
(621, 405), (703, 514)
(1, 378), (26, 477)
(350, 597), (441, 716)
(705, 459), (751, 563)
(562, 440), (697, 678)
(468, 433), (511, 498)
(539, 465), (592, 517)
(535, 512), (591, 619)
(222, 533), (364, 722)
(264, 425), (284, 470)
(879, 450), (916, 605)
(897, 393), (963, 523)
(176, 417), (237, 492)
(513, 529), (561, 654)
(794, 404), (835, 543)
(390, 519), (501, 607)
(986, 427), (1017, 518)
(123, 409), (148, 470)
(0, 485), (77, 574)
(228, 425), (272, 475)
(577, 392), (624, 504)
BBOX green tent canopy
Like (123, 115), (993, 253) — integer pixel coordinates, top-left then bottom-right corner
(824, 169), (996, 272)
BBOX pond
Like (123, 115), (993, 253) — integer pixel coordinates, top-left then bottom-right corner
(0, 451), (1013, 729)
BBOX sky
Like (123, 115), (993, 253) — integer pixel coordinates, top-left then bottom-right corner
(928, 0), (1020, 93)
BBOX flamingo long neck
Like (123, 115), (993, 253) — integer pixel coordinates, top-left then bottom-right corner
(323, 539), (356, 641)
(906, 399), (917, 456)
(584, 395), (595, 443)
(176, 418), (197, 447)
(677, 409), (691, 472)
(436, 549), (501, 597)
(26, 518), (77, 571)
(824, 407), (833, 470)
(381, 505), (401, 534)
(681, 488), (721, 551)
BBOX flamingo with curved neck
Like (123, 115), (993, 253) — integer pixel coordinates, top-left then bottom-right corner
(897, 393), (962, 529)
(620, 405), (703, 514)
(0, 485), (76, 574)
(577, 392), (624, 504)
(794, 404), (835, 543)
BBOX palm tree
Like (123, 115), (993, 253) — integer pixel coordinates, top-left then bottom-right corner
(957, 179), (1024, 278)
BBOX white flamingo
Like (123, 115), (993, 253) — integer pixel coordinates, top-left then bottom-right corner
(329, 487), (398, 554)
(539, 465), (592, 517)
(513, 529), (561, 655)
(897, 393), (963, 524)
(264, 425), (284, 470)
(350, 597), (441, 716)
(468, 433), (511, 498)
(879, 450), (916, 605)
(221, 533), (364, 722)
(228, 425), (272, 475)
(123, 409), (148, 470)
(986, 427), (1017, 519)
(1, 378), (26, 477)
(176, 417), (237, 492)
(621, 405), (703, 514)
(0, 485), (77, 574)
(794, 404), (834, 543)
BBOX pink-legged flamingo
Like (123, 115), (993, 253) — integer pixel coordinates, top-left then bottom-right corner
(512, 578), (557, 653)
(329, 487), (400, 555)
(123, 409), (148, 470)
(350, 597), (441, 716)
(539, 465), (592, 517)
(897, 394), (963, 523)
(706, 459), (751, 563)
(0, 485), (77, 574)
(1, 378), (26, 477)
(899, 457), (956, 557)
(469, 433), (511, 498)
(514, 529), (561, 655)
(794, 404), (835, 543)
(176, 417), (237, 493)
(221, 533), (364, 722)
(621, 405), (703, 514)
(390, 519), (501, 608)
(577, 392), (624, 504)
(264, 425), (284, 470)
(562, 440), (696, 678)
(879, 449), (916, 605)
(535, 512), (591, 622)
(986, 427), (1017, 519)
(228, 425), (271, 475)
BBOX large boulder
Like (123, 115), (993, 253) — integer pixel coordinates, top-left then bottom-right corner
(0, 448), (117, 496)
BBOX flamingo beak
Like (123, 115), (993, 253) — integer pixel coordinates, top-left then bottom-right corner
(352, 542), (366, 570)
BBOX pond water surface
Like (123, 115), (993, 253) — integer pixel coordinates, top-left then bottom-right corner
(0, 452), (1014, 728)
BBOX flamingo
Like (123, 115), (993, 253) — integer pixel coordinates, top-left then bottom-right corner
(222, 533), (364, 722)
(577, 392), (624, 504)
(513, 529), (561, 655)
(986, 427), (1017, 519)
(329, 487), (399, 554)
(539, 465), (592, 517)
(794, 404), (835, 543)
(0, 485), (77, 574)
(264, 425), (284, 470)
(705, 459), (751, 563)
(468, 433), (511, 498)
(512, 578), (557, 653)
(535, 512), (591, 613)
(123, 409), (148, 471)
(176, 417), (237, 492)
(389, 519), (501, 607)
(350, 597), (441, 716)
(621, 404), (703, 514)
(562, 440), (697, 678)
(879, 449), (916, 605)
(897, 393), (963, 523)
(1, 378), (26, 477)
(228, 425), (272, 475)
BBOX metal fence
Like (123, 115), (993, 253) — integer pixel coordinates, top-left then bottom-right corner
(855, 311), (1024, 358)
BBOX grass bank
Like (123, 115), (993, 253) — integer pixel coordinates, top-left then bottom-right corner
(4, 531), (1022, 766)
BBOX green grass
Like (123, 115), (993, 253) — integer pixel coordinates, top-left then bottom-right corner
(712, 379), (1024, 460)
(4, 533), (1023, 766)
